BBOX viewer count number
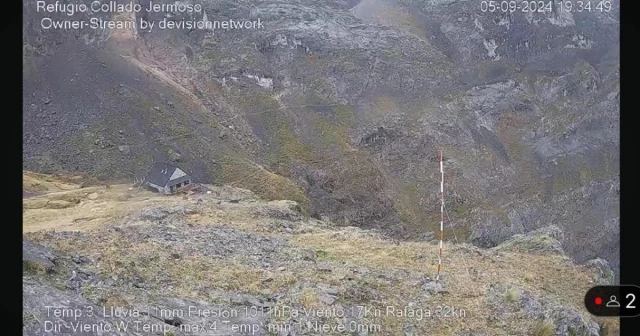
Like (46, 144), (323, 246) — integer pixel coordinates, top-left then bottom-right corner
(626, 293), (636, 309)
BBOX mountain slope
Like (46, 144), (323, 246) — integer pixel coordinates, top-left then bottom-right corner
(23, 172), (618, 336)
(23, 0), (620, 277)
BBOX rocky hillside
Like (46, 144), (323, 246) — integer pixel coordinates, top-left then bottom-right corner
(23, 0), (620, 278)
(23, 172), (618, 335)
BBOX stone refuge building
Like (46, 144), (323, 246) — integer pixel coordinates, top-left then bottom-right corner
(144, 162), (192, 194)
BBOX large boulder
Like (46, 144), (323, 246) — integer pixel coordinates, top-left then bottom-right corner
(584, 258), (616, 285)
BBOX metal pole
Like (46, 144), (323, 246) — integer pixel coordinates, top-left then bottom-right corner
(436, 149), (444, 284)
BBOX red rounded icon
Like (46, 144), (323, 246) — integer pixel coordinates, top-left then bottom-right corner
(595, 297), (603, 305)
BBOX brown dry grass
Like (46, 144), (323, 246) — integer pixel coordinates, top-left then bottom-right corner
(23, 184), (182, 232)
(219, 158), (310, 209)
(40, 231), (299, 300)
(286, 231), (616, 335)
(22, 171), (619, 336)
(23, 172), (80, 193)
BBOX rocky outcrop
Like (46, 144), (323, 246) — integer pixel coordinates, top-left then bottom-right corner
(23, 239), (57, 275)
(493, 225), (565, 255)
(24, 272), (270, 336)
(585, 258), (616, 285)
(487, 284), (601, 336)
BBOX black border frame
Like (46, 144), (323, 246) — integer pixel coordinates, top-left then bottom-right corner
(620, 0), (638, 334)
(12, 0), (24, 333)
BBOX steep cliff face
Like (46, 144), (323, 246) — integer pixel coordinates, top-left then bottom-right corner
(23, 0), (619, 275)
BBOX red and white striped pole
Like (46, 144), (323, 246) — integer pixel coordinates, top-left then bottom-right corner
(436, 149), (444, 284)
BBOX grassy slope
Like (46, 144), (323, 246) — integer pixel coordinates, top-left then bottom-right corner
(23, 172), (619, 335)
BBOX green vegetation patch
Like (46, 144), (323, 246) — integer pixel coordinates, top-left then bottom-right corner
(532, 320), (556, 336)
(309, 109), (354, 151)
(218, 155), (310, 210)
(393, 182), (426, 230)
(23, 260), (48, 275)
(233, 91), (314, 172)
